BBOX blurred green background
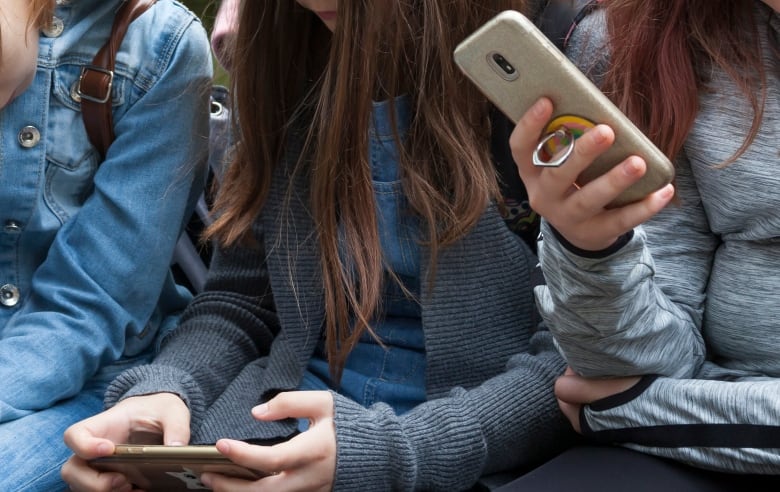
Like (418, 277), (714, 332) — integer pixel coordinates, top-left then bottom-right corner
(181, 0), (230, 86)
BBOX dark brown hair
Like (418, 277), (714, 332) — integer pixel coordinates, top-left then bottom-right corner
(601, 0), (771, 165)
(207, 0), (528, 380)
(32, 0), (55, 29)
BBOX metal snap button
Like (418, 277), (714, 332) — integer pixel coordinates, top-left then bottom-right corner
(70, 81), (82, 103)
(4, 221), (22, 233)
(0, 284), (20, 307)
(210, 100), (224, 117)
(18, 126), (41, 148)
(42, 16), (65, 38)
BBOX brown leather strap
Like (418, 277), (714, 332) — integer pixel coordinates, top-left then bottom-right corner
(80, 0), (156, 159)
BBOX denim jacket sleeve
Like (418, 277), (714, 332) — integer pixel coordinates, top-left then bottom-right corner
(0, 0), (212, 421)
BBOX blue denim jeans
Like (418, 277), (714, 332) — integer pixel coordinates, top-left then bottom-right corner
(0, 351), (152, 491)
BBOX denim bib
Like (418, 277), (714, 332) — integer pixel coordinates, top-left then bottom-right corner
(301, 96), (426, 415)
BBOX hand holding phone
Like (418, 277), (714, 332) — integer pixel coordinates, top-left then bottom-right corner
(454, 10), (674, 207)
(511, 96), (675, 251)
(62, 392), (194, 491)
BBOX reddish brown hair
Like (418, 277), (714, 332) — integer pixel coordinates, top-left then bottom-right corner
(208, 0), (529, 380)
(31, 0), (55, 29)
(0, 0), (53, 55)
(602, 0), (770, 164)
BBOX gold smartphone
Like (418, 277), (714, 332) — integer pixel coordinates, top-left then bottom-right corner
(454, 10), (674, 207)
(89, 445), (265, 491)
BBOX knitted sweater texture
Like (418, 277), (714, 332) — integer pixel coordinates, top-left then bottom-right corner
(106, 133), (572, 490)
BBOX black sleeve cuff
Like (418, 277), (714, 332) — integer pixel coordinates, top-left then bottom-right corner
(549, 226), (634, 259)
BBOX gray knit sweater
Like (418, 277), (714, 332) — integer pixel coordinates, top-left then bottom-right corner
(105, 132), (572, 490)
(536, 3), (780, 474)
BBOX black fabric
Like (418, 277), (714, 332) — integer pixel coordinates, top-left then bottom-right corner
(536, 0), (599, 50)
(490, 110), (540, 253)
(550, 223), (634, 259)
(585, 423), (780, 449)
(586, 375), (657, 411)
(494, 445), (780, 492)
(171, 86), (230, 294)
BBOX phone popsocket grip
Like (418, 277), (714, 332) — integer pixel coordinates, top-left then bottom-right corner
(533, 114), (595, 167)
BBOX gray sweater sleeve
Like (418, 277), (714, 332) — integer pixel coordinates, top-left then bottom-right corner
(535, 152), (709, 377)
(331, 330), (572, 492)
(539, 2), (780, 473)
(534, 10), (709, 378)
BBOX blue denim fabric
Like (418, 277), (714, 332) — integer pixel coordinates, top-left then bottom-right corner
(301, 97), (427, 417)
(0, 349), (154, 491)
(0, 0), (211, 428)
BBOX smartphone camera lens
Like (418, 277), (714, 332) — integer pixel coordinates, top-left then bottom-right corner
(487, 51), (519, 81)
(492, 53), (516, 75)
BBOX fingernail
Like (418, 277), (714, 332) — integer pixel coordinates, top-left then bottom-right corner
(168, 441), (184, 447)
(624, 157), (643, 175)
(532, 98), (547, 117)
(591, 126), (608, 144)
(200, 473), (213, 487)
(252, 403), (269, 416)
(660, 184), (674, 199)
(96, 442), (112, 455)
(217, 440), (231, 453)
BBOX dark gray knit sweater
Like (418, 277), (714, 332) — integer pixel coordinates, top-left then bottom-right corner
(105, 134), (572, 490)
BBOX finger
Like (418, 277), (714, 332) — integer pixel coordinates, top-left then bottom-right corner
(217, 419), (334, 473)
(119, 393), (192, 446)
(61, 455), (131, 492)
(590, 182), (675, 238)
(555, 374), (594, 403)
(215, 437), (332, 483)
(538, 124), (617, 197)
(556, 398), (582, 434)
(509, 97), (553, 180)
(253, 391), (334, 421)
(554, 156), (647, 228)
(204, 459), (333, 492)
(201, 471), (258, 492)
(208, 468), (329, 492)
(158, 407), (191, 446)
(202, 470), (308, 492)
(213, 439), (283, 476)
(215, 435), (311, 474)
(63, 419), (118, 460)
(567, 151), (648, 209)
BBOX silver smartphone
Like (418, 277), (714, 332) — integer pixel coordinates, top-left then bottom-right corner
(89, 445), (265, 491)
(454, 10), (674, 206)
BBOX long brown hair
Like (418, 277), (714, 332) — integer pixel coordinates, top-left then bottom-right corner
(601, 0), (772, 164)
(207, 0), (528, 380)
(31, 0), (55, 29)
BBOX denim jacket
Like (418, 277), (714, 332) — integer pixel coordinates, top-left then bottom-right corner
(0, 0), (212, 421)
